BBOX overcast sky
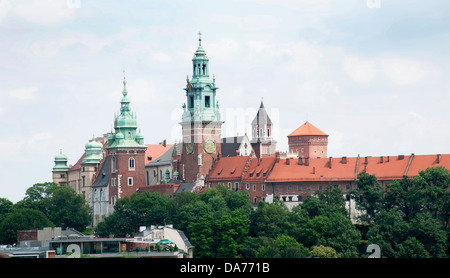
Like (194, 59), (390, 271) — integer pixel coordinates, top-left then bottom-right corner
(1, 0), (449, 202)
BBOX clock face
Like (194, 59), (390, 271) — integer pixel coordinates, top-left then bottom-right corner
(203, 138), (216, 154)
(185, 140), (194, 154)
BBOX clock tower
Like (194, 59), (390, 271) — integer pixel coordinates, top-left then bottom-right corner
(180, 33), (223, 184)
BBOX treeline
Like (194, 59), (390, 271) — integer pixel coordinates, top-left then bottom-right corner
(96, 166), (450, 258)
(0, 167), (449, 258)
(0, 183), (91, 244)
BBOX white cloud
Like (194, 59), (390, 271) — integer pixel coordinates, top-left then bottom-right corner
(9, 86), (38, 100)
(150, 51), (173, 64)
(245, 40), (322, 76)
(12, 0), (78, 26)
(0, 0), (12, 21)
(30, 30), (125, 58)
(343, 56), (377, 84)
(206, 37), (240, 62)
(122, 78), (157, 103)
(380, 57), (427, 85)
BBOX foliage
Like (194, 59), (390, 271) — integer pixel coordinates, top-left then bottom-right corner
(1, 166), (448, 257)
(309, 245), (340, 258)
(0, 209), (53, 244)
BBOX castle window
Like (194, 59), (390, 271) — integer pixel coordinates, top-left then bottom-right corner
(189, 95), (194, 108)
(129, 157), (135, 171)
(228, 182), (232, 189)
(253, 184), (256, 191)
(262, 184), (265, 191)
(112, 157), (116, 172)
(267, 128), (270, 137)
(205, 95), (210, 108)
(128, 177), (133, 186)
(235, 182), (239, 191)
(246, 183), (250, 190)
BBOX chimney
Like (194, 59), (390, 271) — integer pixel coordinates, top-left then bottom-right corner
(313, 167), (315, 174)
(437, 154), (441, 164)
(286, 158), (290, 165)
(380, 156), (383, 164)
(236, 150), (240, 156)
(365, 156), (368, 165)
(305, 157), (309, 166)
(342, 156), (347, 164)
(329, 157), (332, 169)
(398, 155), (404, 160)
(298, 157), (303, 165)
(387, 156), (390, 162)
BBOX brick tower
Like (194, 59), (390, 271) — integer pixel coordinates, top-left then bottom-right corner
(287, 121), (328, 158)
(106, 75), (147, 200)
(180, 33), (223, 184)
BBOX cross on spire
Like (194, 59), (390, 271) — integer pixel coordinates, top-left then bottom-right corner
(198, 31), (202, 46)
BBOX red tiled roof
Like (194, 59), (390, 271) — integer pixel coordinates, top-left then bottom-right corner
(406, 154), (450, 177)
(288, 121), (328, 137)
(357, 155), (411, 180)
(207, 156), (251, 181)
(145, 144), (174, 164)
(265, 154), (450, 183)
(266, 157), (358, 182)
(243, 157), (276, 182)
(69, 152), (86, 171)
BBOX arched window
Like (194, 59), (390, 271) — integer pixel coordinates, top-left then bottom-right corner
(129, 157), (135, 170)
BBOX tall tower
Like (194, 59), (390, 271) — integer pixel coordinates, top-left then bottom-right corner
(180, 33), (223, 184)
(52, 149), (69, 186)
(287, 121), (328, 158)
(106, 75), (147, 200)
(251, 100), (276, 156)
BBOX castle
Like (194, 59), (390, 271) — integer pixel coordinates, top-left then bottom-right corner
(52, 36), (450, 226)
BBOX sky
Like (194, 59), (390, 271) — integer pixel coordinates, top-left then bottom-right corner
(0, 0), (449, 203)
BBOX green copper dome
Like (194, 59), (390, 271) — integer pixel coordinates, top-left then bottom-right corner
(182, 33), (222, 123)
(107, 76), (146, 150)
(82, 136), (103, 164)
(53, 149), (69, 171)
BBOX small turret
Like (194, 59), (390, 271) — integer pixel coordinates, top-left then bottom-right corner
(53, 149), (69, 171)
(82, 136), (103, 164)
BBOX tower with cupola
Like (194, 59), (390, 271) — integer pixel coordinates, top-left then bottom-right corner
(180, 33), (223, 184)
(106, 75), (147, 200)
(52, 149), (70, 186)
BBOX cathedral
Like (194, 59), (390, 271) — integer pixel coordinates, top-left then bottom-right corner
(53, 35), (450, 225)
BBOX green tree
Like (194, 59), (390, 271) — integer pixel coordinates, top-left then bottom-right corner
(47, 186), (91, 231)
(0, 198), (13, 223)
(249, 200), (292, 238)
(309, 245), (341, 258)
(351, 171), (384, 224)
(242, 235), (309, 258)
(0, 209), (53, 244)
(96, 196), (134, 237)
(298, 212), (360, 258)
(14, 182), (58, 213)
(131, 191), (170, 226)
(367, 209), (409, 258)
(396, 237), (430, 258)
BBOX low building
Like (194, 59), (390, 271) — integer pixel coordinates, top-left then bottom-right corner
(15, 226), (193, 258)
